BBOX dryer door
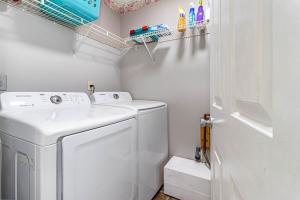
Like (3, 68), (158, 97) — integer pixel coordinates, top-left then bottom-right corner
(60, 118), (137, 200)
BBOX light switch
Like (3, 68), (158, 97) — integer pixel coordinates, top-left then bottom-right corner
(0, 74), (7, 91)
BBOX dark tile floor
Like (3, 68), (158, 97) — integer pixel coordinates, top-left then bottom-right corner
(153, 190), (178, 200)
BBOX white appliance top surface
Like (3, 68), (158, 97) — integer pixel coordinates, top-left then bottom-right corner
(92, 92), (166, 110)
(0, 92), (136, 146)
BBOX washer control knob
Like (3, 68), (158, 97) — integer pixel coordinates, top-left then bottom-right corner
(113, 94), (119, 99)
(50, 95), (62, 104)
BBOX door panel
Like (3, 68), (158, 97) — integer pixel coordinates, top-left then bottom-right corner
(232, 0), (272, 127)
(229, 177), (243, 200)
(211, 0), (224, 110)
(61, 119), (137, 200)
(211, 148), (223, 200)
(212, 0), (300, 199)
(211, 0), (274, 199)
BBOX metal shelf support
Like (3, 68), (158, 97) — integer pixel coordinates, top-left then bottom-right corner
(141, 37), (155, 62)
(74, 26), (92, 54)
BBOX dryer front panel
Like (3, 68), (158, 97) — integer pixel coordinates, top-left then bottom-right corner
(137, 106), (169, 200)
(61, 118), (137, 200)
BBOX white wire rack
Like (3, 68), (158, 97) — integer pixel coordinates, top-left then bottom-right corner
(0, 0), (209, 53)
(0, 0), (128, 49)
(125, 22), (209, 61)
(125, 22), (208, 46)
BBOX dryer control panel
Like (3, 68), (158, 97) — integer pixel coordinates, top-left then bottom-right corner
(0, 92), (91, 110)
(92, 92), (133, 104)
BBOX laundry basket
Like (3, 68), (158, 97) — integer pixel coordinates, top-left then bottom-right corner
(42, 0), (101, 26)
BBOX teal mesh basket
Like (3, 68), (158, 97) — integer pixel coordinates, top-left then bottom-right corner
(41, 0), (101, 26)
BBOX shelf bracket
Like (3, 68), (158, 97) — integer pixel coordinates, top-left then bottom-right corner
(73, 26), (92, 54)
(141, 37), (154, 62)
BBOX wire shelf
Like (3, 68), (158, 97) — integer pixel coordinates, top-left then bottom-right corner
(0, 0), (128, 49)
(124, 22), (209, 61)
(0, 0), (209, 51)
(125, 22), (209, 47)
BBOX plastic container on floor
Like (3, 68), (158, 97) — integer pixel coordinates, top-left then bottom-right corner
(164, 156), (211, 200)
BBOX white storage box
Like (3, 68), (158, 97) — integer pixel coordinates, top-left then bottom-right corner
(164, 156), (211, 200)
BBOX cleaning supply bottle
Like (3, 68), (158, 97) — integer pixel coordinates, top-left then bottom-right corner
(205, 0), (211, 23)
(188, 2), (196, 28)
(177, 5), (186, 32)
(196, 0), (205, 24)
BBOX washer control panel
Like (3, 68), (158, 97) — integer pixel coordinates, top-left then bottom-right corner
(0, 92), (91, 110)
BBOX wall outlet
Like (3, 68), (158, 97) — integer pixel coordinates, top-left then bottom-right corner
(0, 74), (7, 91)
(87, 81), (94, 91)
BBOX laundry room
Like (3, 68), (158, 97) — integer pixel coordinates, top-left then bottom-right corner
(0, 0), (299, 200)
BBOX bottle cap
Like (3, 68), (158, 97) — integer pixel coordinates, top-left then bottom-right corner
(178, 5), (185, 15)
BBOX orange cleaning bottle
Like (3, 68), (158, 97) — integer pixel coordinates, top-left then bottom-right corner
(177, 5), (186, 32)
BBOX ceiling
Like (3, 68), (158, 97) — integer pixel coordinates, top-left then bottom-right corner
(103, 0), (160, 14)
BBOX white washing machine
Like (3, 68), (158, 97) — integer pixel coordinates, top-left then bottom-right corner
(0, 92), (138, 200)
(91, 92), (169, 200)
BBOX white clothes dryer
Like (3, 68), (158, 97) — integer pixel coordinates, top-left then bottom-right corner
(0, 92), (138, 200)
(91, 92), (169, 200)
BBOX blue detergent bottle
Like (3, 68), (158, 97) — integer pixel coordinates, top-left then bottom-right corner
(188, 2), (196, 28)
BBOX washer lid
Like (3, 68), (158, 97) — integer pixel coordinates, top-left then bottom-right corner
(114, 100), (166, 110)
(0, 92), (136, 146)
(92, 92), (166, 110)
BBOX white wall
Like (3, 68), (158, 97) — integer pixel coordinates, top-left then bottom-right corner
(0, 0), (210, 160)
(120, 0), (210, 159)
(0, 2), (121, 92)
(97, 2), (121, 36)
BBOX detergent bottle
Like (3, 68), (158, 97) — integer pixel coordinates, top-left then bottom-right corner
(196, 0), (205, 24)
(177, 5), (186, 32)
(188, 2), (196, 28)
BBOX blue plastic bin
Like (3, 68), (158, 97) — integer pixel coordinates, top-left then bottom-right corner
(42, 0), (101, 26)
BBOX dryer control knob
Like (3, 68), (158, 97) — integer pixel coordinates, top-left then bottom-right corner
(50, 95), (62, 104)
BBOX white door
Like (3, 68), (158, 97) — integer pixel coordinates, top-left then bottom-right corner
(61, 119), (137, 200)
(210, 0), (300, 199)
